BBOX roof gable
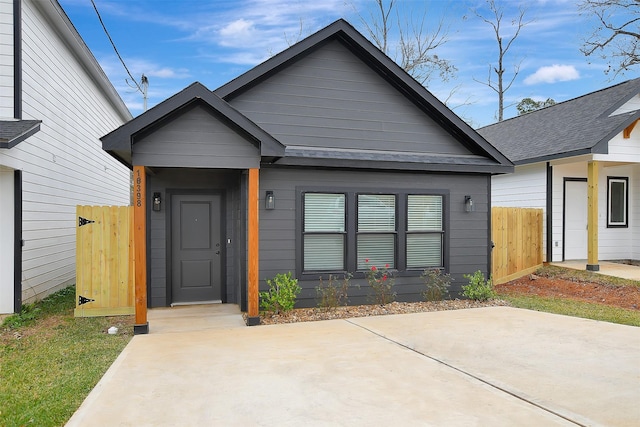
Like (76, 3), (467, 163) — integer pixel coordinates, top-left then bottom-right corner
(478, 78), (640, 164)
(215, 19), (511, 171)
(101, 82), (285, 166)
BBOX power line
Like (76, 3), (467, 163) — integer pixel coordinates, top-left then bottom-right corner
(90, 0), (143, 94)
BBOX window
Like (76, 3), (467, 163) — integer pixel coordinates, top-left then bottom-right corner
(301, 190), (446, 274)
(303, 193), (346, 271)
(607, 177), (628, 228)
(406, 195), (443, 268)
(357, 194), (396, 269)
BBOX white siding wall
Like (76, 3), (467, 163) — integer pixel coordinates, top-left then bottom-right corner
(603, 128), (640, 162)
(599, 164), (635, 259)
(0, 0), (13, 118)
(491, 163), (548, 260)
(611, 95), (640, 116)
(551, 161), (638, 262)
(0, 0), (130, 308)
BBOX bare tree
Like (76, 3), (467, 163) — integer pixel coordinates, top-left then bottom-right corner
(359, 0), (457, 85)
(579, 0), (640, 75)
(474, 0), (530, 122)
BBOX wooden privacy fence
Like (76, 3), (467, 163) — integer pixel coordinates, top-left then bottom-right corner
(492, 207), (543, 285)
(75, 206), (135, 317)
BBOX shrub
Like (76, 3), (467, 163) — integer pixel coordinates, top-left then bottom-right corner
(421, 269), (452, 301)
(462, 270), (496, 301)
(365, 261), (396, 305)
(259, 272), (301, 314)
(316, 274), (351, 311)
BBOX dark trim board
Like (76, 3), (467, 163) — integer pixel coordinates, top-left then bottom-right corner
(13, 170), (22, 313)
(164, 189), (227, 305)
(562, 177), (587, 261)
(13, 0), (21, 119)
(546, 163), (553, 263)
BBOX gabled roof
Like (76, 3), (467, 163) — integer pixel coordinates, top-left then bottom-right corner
(0, 120), (41, 148)
(477, 78), (640, 165)
(101, 82), (285, 166)
(215, 19), (512, 172)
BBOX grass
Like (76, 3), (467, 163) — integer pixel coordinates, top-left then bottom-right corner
(497, 265), (640, 327)
(0, 286), (133, 427)
(499, 294), (640, 327)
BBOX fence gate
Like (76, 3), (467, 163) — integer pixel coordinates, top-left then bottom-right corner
(492, 207), (543, 285)
(75, 206), (134, 317)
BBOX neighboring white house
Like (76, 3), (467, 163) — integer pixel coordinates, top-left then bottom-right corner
(479, 79), (640, 269)
(0, 0), (131, 314)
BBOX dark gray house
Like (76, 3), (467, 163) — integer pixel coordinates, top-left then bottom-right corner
(101, 19), (512, 330)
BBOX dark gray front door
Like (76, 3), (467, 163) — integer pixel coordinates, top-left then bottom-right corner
(171, 194), (222, 303)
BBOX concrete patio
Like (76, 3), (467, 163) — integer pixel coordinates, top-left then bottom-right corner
(66, 305), (640, 426)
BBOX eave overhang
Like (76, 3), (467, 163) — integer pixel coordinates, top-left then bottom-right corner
(0, 120), (41, 148)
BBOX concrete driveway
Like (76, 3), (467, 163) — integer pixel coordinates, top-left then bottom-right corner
(66, 306), (640, 426)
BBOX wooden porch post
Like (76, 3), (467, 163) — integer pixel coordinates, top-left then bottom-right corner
(133, 165), (149, 334)
(247, 168), (260, 325)
(587, 161), (599, 271)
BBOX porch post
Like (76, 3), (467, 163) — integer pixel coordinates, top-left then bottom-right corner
(247, 168), (260, 326)
(133, 165), (149, 334)
(587, 161), (599, 271)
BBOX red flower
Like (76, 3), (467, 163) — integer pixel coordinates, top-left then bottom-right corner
(382, 275), (388, 281)
(365, 258), (369, 263)
(371, 266), (377, 271)
(385, 264), (389, 268)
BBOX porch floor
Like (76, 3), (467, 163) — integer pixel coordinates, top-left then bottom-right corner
(550, 260), (640, 281)
(147, 303), (246, 334)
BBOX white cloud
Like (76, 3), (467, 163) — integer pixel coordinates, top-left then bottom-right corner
(524, 65), (580, 85)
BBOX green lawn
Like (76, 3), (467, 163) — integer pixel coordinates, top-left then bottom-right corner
(498, 294), (640, 327)
(0, 286), (133, 426)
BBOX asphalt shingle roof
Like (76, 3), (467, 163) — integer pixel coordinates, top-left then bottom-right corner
(0, 119), (41, 148)
(477, 78), (640, 164)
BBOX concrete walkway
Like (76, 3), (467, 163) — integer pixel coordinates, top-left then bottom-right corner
(66, 306), (640, 426)
(550, 260), (640, 281)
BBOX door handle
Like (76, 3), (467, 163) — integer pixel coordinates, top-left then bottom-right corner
(215, 250), (220, 255)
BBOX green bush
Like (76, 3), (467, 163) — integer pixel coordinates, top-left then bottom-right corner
(462, 270), (496, 301)
(259, 272), (301, 314)
(421, 269), (452, 301)
(316, 274), (351, 311)
(365, 262), (396, 305)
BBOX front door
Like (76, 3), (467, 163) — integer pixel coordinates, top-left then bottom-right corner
(171, 194), (222, 304)
(564, 180), (588, 260)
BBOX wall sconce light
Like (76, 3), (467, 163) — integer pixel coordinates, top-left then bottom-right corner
(464, 195), (474, 213)
(152, 192), (161, 211)
(265, 191), (275, 210)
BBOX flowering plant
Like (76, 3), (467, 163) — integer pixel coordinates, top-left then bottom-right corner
(364, 259), (396, 305)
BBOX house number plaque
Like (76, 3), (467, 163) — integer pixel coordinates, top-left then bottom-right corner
(135, 168), (143, 208)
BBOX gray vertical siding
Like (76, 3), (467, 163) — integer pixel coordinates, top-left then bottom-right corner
(146, 168), (243, 307)
(259, 167), (490, 307)
(228, 40), (472, 156)
(133, 104), (260, 169)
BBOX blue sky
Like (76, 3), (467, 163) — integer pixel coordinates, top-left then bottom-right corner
(59, 0), (638, 128)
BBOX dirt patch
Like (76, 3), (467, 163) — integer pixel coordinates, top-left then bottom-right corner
(496, 275), (640, 310)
